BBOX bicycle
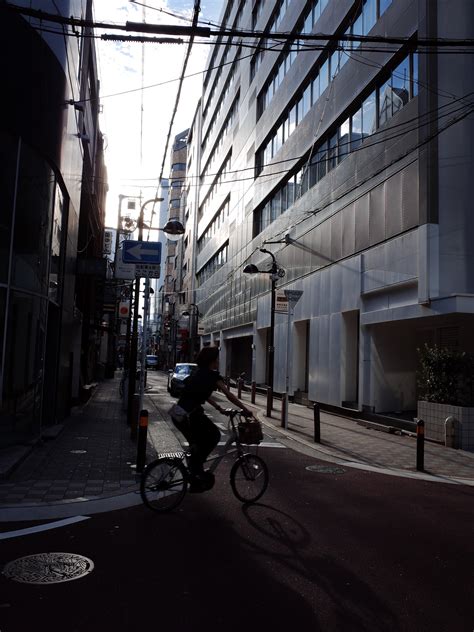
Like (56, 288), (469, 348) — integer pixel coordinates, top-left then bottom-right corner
(140, 409), (269, 512)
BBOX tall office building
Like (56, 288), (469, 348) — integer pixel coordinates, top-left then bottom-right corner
(188, 0), (474, 416)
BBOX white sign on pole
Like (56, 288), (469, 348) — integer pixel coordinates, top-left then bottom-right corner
(275, 290), (289, 313)
(197, 325), (205, 335)
(115, 245), (136, 280)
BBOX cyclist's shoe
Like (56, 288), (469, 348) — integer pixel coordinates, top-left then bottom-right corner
(189, 471), (215, 493)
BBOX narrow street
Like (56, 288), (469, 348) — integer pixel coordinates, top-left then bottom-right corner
(1, 373), (473, 632)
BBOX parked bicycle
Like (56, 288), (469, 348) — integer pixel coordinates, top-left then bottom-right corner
(140, 409), (269, 512)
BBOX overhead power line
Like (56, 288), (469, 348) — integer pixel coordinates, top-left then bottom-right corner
(5, 3), (474, 48)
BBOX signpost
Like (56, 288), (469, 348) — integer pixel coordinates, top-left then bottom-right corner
(122, 240), (161, 264)
(283, 289), (303, 429)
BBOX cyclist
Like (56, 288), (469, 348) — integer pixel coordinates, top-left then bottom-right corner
(172, 345), (253, 492)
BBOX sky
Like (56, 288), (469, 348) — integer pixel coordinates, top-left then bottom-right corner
(94, 1), (224, 228)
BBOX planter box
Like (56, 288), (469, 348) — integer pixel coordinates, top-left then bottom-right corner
(417, 401), (474, 451)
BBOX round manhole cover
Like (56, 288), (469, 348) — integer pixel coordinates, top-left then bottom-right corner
(2, 553), (94, 584)
(306, 464), (346, 474)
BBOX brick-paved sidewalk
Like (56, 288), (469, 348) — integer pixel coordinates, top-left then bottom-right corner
(0, 375), (182, 508)
(237, 390), (474, 481)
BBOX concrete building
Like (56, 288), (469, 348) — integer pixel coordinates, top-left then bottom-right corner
(160, 130), (190, 367)
(0, 1), (108, 448)
(187, 0), (474, 415)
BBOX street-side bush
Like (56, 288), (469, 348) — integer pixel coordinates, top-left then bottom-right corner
(417, 344), (474, 406)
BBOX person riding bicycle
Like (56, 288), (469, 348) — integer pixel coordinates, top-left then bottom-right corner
(172, 346), (253, 493)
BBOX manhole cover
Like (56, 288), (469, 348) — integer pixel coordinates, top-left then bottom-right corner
(3, 553), (94, 584)
(70, 450), (87, 454)
(306, 465), (346, 474)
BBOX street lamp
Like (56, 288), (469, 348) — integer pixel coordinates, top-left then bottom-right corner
(127, 198), (185, 423)
(182, 303), (201, 362)
(243, 248), (285, 416)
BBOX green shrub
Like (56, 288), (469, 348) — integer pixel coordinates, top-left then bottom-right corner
(417, 344), (474, 406)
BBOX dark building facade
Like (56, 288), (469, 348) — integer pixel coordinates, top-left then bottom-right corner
(0, 1), (107, 449)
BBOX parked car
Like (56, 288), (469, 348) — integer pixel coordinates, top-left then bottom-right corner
(167, 363), (197, 397)
(146, 355), (159, 370)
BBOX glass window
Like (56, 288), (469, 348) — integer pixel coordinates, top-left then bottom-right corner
(312, 73), (320, 105)
(364, 0), (377, 34)
(351, 107), (363, 149)
(352, 12), (363, 50)
(379, 0), (392, 16)
(309, 152), (319, 187)
(304, 10), (312, 33)
(287, 176), (296, 207)
(297, 96), (305, 124)
(378, 78), (392, 126)
(328, 134), (338, 170)
(288, 104), (297, 136)
(281, 184), (288, 212)
(320, 0), (329, 13)
(339, 118), (350, 162)
(303, 85), (311, 117)
(313, 0), (321, 23)
(412, 53), (418, 97)
(271, 190), (281, 220)
(391, 56), (410, 115)
(330, 49), (339, 79)
(318, 141), (328, 180)
(319, 59), (329, 94)
(12, 143), (55, 295)
(362, 90), (377, 136)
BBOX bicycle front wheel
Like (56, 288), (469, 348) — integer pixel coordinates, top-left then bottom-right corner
(140, 457), (188, 512)
(230, 454), (268, 503)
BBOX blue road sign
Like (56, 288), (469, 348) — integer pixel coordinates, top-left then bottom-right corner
(122, 240), (162, 264)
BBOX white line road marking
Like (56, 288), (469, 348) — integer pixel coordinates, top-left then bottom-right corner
(0, 516), (90, 540)
(216, 441), (285, 448)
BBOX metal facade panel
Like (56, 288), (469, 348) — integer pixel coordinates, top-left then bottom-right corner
(385, 171), (403, 239)
(369, 184), (385, 246)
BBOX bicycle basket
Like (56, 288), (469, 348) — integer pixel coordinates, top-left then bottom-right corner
(238, 420), (263, 445)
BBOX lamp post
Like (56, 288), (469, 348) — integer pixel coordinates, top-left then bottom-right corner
(243, 248), (285, 415)
(127, 198), (184, 424)
(182, 303), (201, 362)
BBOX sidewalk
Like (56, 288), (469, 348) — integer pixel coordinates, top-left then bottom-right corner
(237, 389), (474, 483)
(0, 376), (180, 511)
(1, 375), (474, 517)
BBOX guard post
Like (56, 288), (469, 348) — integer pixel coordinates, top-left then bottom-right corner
(314, 403), (321, 443)
(136, 409), (148, 473)
(266, 387), (273, 417)
(281, 394), (287, 428)
(251, 381), (256, 404)
(416, 418), (425, 471)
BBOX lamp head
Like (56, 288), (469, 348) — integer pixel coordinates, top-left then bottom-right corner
(163, 219), (185, 236)
(243, 263), (260, 275)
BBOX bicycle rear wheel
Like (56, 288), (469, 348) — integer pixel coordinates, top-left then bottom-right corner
(140, 457), (188, 512)
(230, 454), (268, 503)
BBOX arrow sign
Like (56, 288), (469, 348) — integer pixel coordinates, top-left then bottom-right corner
(122, 240), (162, 264)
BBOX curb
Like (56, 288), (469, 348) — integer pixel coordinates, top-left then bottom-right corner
(248, 405), (474, 487)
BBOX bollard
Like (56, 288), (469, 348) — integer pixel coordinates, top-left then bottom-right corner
(251, 381), (256, 404)
(314, 403), (321, 443)
(416, 418), (425, 471)
(281, 394), (287, 428)
(266, 387), (273, 417)
(136, 409), (148, 473)
(445, 416), (457, 449)
(237, 378), (242, 399)
(130, 393), (139, 441)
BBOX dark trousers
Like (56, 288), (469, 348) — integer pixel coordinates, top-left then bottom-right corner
(173, 408), (221, 474)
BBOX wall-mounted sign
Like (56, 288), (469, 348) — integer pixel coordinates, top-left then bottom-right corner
(104, 230), (113, 254)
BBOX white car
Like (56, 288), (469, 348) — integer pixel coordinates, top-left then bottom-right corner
(167, 363), (197, 397)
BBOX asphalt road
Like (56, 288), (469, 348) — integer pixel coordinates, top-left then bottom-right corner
(1, 375), (473, 631)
